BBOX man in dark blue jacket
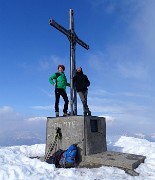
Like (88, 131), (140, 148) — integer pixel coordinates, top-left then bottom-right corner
(73, 67), (91, 116)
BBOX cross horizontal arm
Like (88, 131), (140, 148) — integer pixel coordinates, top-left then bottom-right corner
(49, 19), (70, 38)
(76, 36), (89, 50)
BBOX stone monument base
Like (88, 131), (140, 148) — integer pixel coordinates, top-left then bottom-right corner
(79, 151), (146, 176)
(44, 116), (146, 176)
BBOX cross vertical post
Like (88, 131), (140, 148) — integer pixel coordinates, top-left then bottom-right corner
(69, 9), (77, 115)
(49, 9), (89, 116)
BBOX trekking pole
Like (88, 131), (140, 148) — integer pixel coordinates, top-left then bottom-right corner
(45, 127), (62, 161)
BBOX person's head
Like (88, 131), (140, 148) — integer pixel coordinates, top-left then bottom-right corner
(76, 67), (82, 72)
(58, 65), (65, 72)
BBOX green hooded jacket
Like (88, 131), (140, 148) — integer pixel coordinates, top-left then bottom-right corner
(49, 72), (70, 91)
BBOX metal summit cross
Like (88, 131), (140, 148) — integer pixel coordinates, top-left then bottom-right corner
(49, 9), (89, 116)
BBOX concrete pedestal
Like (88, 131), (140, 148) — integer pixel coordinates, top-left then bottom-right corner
(45, 115), (146, 176)
(45, 115), (107, 158)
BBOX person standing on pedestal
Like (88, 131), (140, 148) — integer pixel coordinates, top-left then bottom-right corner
(73, 67), (91, 116)
(49, 65), (70, 117)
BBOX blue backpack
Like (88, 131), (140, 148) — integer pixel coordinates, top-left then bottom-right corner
(59, 144), (78, 168)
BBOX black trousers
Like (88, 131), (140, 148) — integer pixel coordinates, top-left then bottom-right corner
(55, 88), (69, 113)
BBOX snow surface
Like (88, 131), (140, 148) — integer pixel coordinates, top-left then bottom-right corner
(0, 136), (155, 180)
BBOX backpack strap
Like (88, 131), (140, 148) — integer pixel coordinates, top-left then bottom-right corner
(55, 73), (61, 88)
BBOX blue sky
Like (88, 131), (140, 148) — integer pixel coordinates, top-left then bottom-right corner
(0, 0), (155, 145)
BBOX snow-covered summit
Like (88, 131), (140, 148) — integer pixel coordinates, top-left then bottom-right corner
(0, 136), (155, 180)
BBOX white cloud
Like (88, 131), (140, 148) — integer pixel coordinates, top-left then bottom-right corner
(31, 105), (51, 110)
(0, 106), (21, 119)
(117, 62), (149, 80)
(132, 1), (155, 58)
(87, 87), (155, 134)
(27, 116), (47, 122)
(39, 88), (54, 98)
(49, 55), (64, 65)
(0, 106), (24, 132)
(0, 106), (13, 114)
(90, 88), (153, 100)
(19, 54), (67, 73)
(87, 51), (106, 72)
(38, 55), (67, 71)
(39, 60), (51, 70)
(88, 0), (155, 82)
(99, 115), (115, 125)
(105, 115), (114, 122)
(0, 106), (47, 134)
(90, 0), (117, 14)
(90, 0), (141, 15)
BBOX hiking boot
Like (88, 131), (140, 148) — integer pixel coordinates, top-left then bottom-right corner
(84, 111), (91, 116)
(84, 112), (87, 116)
(56, 112), (59, 117)
(63, 112), (68, 117)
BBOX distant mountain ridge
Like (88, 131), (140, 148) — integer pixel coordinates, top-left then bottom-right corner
(0, 131), (45, 147)
(133, 133), (155, 142)
(0, 130), (155, 147)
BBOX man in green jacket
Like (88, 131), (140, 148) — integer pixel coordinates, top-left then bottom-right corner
(49, 65), (70, 117)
